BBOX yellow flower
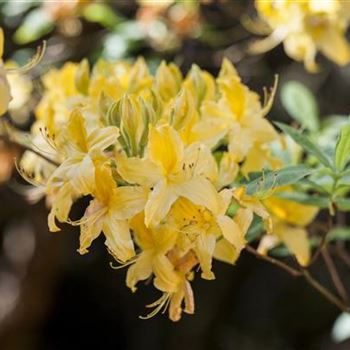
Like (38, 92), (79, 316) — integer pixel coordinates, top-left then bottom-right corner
(49, 109), (119, 196)
(117, 125), (219, 227)
(197, 59), (277, 171)
(252, 0), (350, 72)
(170, 189), (253, 280)
(0, 29), (12, 117)
(126, 212), (179, 293)
(259, 192), (319, 266)
(141, 250), (197, 322)
(77, 163), (148, 262)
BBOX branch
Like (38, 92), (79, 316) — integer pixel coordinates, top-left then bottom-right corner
(246, 245), (350, 313)
(310, 215), (333, 265)
(246, 245), (302, 277)
(301, 269), (350, 313)
(322, 247), (348, 302)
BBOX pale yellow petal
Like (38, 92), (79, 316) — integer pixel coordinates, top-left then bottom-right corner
(216, 214), (246, 252)
(153, 255), (179, 293)
(109, 186), (148, 220)
(126, 254), (153, 292)
(68, 154), (95, 195)
(213, 239), (240, 265)
(174, 177), (219, 214)
(116, 154), (161, 187)
(145, 180), (177, 227)
(103, 216), (135, 262)
(194, 233), (216, 280)
(87, 126), (119, 156)
(257, 234), (280, 256)
(78, 201), (105, 254)
(276, 225), (310, 266)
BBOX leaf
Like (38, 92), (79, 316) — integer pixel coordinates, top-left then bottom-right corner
(276, 191), (329, 208)
(275, 122), (333, 169)
(245, 165), (313, 195)
(335, 124), (350, 172)
(13, 9), (54, 44)
(246, 217), (264, 243)
(280, 81), (319, 132)
(83, 3), (121, 28)
(327, 227), (350, 241)
(336, 198), (350, 211)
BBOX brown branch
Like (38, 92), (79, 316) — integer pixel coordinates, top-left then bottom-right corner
(321, 247), (348, 302)
(246, 245), (350, 313)
(310, 215), (333, 265)
(301, 269), (350, 313)
(334, 242), (350, 270)
(246, 245), (302, 277)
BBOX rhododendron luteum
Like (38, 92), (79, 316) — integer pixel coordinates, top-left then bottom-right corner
(18, 55), (319, 321)
(251, 0), (350, 72)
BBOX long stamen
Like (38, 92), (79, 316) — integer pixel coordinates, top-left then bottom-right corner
(6, 41), (46, 75)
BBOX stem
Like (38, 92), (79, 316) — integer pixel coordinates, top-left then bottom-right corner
(321, 247), (348, 302)
(310, 215), (333, 265)
(246, 245), (350, 313)
(246, 245), (302, 277)
(301, 269), (350, 313)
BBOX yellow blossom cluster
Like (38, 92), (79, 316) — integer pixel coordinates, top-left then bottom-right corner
(252, 0), (350, 72)
(15, 54), (318, 321)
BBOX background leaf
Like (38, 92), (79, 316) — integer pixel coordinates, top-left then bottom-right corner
(275, 122), (333, 169)
(280, 81), (319, 132)
(335, 123), (350, 172)
(245, 165), (313, 195)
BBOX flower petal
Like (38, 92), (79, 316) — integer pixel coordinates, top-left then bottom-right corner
(88, 126), (119, 155)
(126, 254), (153, 292)
(116, 154), (161, 187)
(103, 216), (135, 262)
(109, 186), (148, 220)
(174, 177), (219, 214)
(148, 125), (184, 175)
(145, 180), (177, 227)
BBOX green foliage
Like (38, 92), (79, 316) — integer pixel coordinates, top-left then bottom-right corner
(335, 123), (350, 172)
(245, 165), (313, 195)
(280, 81), (319, 132)
(275, 122), (333, 169)
(14, 9), (54, 44)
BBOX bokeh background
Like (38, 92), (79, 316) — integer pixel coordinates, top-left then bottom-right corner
(1, 1), (350, 349)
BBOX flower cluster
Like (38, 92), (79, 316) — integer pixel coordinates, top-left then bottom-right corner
(15, 55), (288, 320)
(251, 0), (350, 72)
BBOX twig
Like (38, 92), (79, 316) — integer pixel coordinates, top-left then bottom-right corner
(301, 269), (350, 313)
(246, 245), (350, 313)
(246, 245), (302, 277)
(335, 242), (350, 270)
(310, 216), (333, 265)
(321, 247), (348, 302)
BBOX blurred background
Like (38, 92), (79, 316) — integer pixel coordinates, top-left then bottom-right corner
(1, 1), (350, 349)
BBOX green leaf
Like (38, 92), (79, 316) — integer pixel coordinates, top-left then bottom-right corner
(280, 81), (319, 132)
(83, 3), (121, 28)
(327, 227), (350, 241)
(276, 191), (329, 208)
(245, 165), (313, 195)
(13, 9), (54, 44)
(336, 198), (350, 211)
(275, 122), (333, 169)
(335, 124), (350, 172)
(246, 217), (264, 243)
